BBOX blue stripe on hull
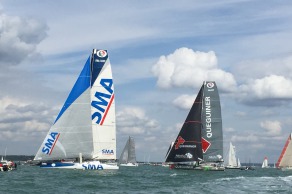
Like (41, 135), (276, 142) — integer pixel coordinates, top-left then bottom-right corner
(40, 162), (75, 168)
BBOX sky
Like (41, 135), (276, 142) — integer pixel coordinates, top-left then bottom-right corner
(1, 0), (292, 164)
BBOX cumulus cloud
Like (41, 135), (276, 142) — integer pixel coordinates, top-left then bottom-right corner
(238, 75), (292, 103)
(231, 134), (258, 142)
(235, 111), (247, 117)
(152, 47), (237, 92)
(0, 13), (48, 66)
(232, 55), (292, 83)
(116, 106), (159, 135)
(0, 97), (54, 142)
(172, 94), (196, 110)
(260, 120), (281, 136)
(224, 127), (236, 132)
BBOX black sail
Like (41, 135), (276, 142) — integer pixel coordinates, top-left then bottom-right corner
(165, 86), (204, 163)
(201, 81), (223, 162)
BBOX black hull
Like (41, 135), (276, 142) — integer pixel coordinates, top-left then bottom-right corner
(171, 163), (225, 171)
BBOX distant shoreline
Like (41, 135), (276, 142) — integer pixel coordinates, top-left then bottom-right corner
(1, 155), (35, 161)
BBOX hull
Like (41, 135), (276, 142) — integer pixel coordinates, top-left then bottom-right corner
(40, 161), (119, 170)
(225, 166), (241, 169)
(120, 163), (138, 167)
(171, 163), (225, 171)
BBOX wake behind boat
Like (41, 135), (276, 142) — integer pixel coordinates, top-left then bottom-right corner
(165, 81), (224, 171)
(33, 49), (118, 170)
(119, 136), (138, 167)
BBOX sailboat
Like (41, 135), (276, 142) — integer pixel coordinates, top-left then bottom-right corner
(261, 157), (269, 168)
(33, 49), (119, 170)
(165, 81), (224, 171)
(0, 148), (17, 171)
(276, 133), (292, 171)
(119, 136), (138, 167)
(226, 142), (241, 169)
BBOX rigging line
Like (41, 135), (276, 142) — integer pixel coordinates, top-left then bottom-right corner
(184, 121), (201, 124)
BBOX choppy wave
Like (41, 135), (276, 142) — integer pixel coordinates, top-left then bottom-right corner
(1, 165), (292, 193)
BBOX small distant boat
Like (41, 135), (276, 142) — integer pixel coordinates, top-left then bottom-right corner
(276, 133), (292, 171)
(0, 156), (17, 172)
(165, 81), (224, 171)
(261, 157), (270, 168)
(240, 166), (255, 171)
(119, 136), (138, 167)
(240, 158), (256, 170)
(33, 49), (119, 170)
(226, 142), (241, 169)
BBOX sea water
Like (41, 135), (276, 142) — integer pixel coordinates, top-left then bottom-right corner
(1, 165), (292, 193)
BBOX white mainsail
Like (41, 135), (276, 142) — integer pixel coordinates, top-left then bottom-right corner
(34, 49), (118, 170)
(90, 50), (116, 160)
(226, 142), (240, 169)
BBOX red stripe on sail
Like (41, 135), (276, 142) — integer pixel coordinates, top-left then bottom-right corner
(100, 94), (114, 125)
(49, 133), (60, 155)
(185, 121), (201, 124)
(276, 135), (291, 168)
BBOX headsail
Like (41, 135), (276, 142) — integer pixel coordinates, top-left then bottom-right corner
(276, 133), (292, 168)
(34, 49), (117, 161)
(165, 86), (204, 163)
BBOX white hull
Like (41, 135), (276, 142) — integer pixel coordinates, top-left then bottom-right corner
(40, 161), (119, 170)
(225, 166), (241, 169)
(120, 163), (138, 167)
